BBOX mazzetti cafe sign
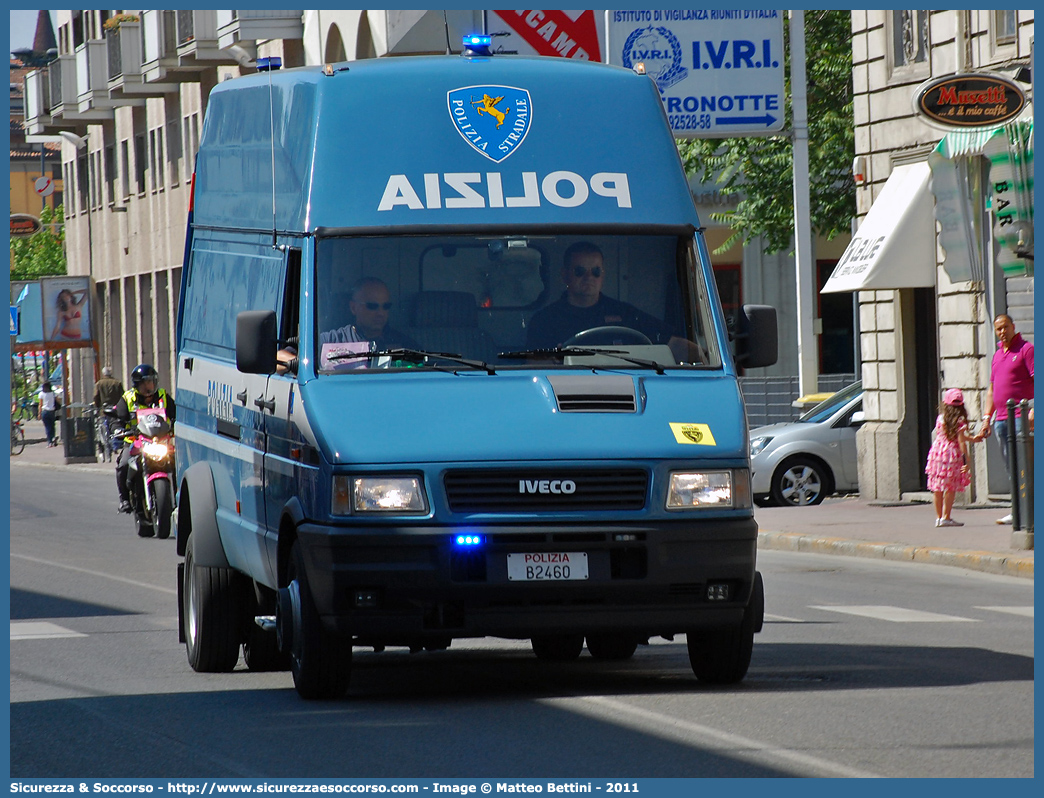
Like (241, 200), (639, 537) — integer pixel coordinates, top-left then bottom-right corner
(914, 72), (1025, 128)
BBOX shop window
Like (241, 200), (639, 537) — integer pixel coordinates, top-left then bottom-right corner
(817, 260), (855, 374)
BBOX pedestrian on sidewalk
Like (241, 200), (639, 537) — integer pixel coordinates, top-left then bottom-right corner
(978, 314), (1034, 525)
(926, 388), (981, 527)
(37, 381), (59, 447)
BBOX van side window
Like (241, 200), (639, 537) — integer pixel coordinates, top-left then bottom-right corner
(281, 248), (301, 351)
(180, 237), (286, 360)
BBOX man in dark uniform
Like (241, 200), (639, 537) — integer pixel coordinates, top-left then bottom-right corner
(526, 241), (674, 349)
(114, 363), (175, 514)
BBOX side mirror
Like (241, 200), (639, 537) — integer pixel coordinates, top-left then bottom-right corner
(850, 410), (865, 426)
(734, 304), (778, 369)
(236, 310), (279, 374)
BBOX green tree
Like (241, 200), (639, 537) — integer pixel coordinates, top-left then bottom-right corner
(10, 204), (67, 280)
(677, 11), (854, 254)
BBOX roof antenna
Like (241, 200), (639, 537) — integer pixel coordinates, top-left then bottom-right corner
(442, 10), (453, 54)
(259, 56), (283, 249)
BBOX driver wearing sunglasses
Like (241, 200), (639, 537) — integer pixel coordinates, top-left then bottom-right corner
(526, 241), (676, 351)
(320, 276), (419, 350)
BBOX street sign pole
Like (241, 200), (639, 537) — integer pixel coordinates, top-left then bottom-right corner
(790, 10), (819, 399)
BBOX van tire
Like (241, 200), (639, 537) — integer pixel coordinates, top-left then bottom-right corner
(531, 634), (584, 661)
(183, 534), (243, 673)
(287, 540), (352, 699)
(686, 580), (759, 684)
(585, 633), (639, 661)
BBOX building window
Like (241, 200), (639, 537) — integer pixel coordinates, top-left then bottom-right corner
(76, 152), (88, 214)
(149, 129), (158, 192)
(994, 10), (1016, 45)
(91, 150), (102, 210)
(166, 119), (182, 186)
(891, 10), (929, 69)
(120, 140), (130, 199)
(185, 113), (200, 178)
(134, 133), (146, 195)
(104, 144), (116, 206)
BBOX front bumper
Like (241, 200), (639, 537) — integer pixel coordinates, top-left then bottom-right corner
(295, 518), (758, 641)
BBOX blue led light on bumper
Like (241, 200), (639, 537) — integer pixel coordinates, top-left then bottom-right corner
(454, 534), (485, 547)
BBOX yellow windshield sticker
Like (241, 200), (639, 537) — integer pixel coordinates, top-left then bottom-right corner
(670, 423), (716, 446)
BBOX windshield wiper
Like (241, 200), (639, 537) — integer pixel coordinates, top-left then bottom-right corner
(499, 347), (667, 375)
(329, 347), (496, 375)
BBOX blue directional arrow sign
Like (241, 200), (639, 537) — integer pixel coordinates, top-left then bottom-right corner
(607, 10), (786, 138)
(715, 114), (778, 128)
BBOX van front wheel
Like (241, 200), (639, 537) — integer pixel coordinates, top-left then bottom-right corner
(686, 578), (760, 684)
(285, 540), (352, 699)
(183, 534), (242, 672)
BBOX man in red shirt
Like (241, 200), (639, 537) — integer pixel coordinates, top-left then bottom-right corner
(980, 314), (1034, 524)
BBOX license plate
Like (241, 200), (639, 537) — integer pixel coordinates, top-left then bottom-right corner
(506, 552), (589, 581)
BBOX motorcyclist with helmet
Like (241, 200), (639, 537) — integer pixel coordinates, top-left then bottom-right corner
(115, 364), (175, 514)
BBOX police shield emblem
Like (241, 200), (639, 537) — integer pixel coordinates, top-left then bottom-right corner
(447, 85), (532, 163)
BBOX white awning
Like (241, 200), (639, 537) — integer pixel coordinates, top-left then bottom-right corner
(821, 163), (937, 293)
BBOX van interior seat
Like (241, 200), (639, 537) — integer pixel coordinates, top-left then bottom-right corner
(408, 291), (500, 362)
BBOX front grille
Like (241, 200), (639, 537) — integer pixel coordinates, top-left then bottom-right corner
(444, 469), (648, 512)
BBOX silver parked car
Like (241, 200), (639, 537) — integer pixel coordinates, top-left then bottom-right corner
(749, 381), (864, 507)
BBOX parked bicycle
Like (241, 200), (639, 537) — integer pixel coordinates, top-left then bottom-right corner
(11, 419), (25, 456)
(92, 404), (121, 463)
(11, 394), (38, 421)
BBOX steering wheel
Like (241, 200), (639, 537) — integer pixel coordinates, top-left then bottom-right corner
(562, 326), (653, 347)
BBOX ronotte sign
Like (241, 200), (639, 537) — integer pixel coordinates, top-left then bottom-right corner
(914, 72), (1026, 129)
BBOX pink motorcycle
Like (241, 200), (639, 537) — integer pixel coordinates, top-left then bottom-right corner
(120, 407), (176, 539)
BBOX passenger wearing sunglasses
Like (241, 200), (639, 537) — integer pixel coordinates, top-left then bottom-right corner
(526, 241), (676, 351)
(320, 276), (419, 350)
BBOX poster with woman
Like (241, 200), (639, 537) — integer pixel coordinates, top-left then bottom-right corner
(42, 276), (92, 344)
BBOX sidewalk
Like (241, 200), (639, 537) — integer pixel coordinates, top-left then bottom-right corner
(755, 494), (1033, 579)
(10, 419), (1033, 579)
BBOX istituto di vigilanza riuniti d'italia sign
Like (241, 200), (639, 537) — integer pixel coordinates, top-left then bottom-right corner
(914, 72), (1026, 128)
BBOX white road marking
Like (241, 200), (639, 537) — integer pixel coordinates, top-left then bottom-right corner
(543, 695), (882, 778)
(809, 605), (978, 623)
(11, 621), (87, 640)
(975, 605), (1034, 618)
(764, 612), (806, 623)
(11, 552), (177, 595)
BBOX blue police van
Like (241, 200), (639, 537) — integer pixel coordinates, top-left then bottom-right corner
(174, 40), (777, 699)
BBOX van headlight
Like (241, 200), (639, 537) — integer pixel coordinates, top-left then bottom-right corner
(749, 436), (773, 456)
(666, 470), (750, 509)
(333, 476), (428, 515)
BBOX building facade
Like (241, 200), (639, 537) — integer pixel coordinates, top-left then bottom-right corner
(840, 10), (1033, 501)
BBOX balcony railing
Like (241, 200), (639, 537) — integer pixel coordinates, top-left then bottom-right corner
(215, 9), (304, 47)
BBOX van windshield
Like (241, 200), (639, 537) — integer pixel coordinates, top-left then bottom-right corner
(314, 233), (721, 373)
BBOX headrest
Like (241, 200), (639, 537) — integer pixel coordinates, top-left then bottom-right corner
(413, 291), (477, 327)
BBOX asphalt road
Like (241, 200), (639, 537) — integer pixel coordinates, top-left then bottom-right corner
(9, 467), (1035, 779)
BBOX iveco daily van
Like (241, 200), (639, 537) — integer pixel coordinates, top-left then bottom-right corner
(175, 41), (777, 699)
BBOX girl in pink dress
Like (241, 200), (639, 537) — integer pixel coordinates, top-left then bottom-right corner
(925, 388), (980, 527)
